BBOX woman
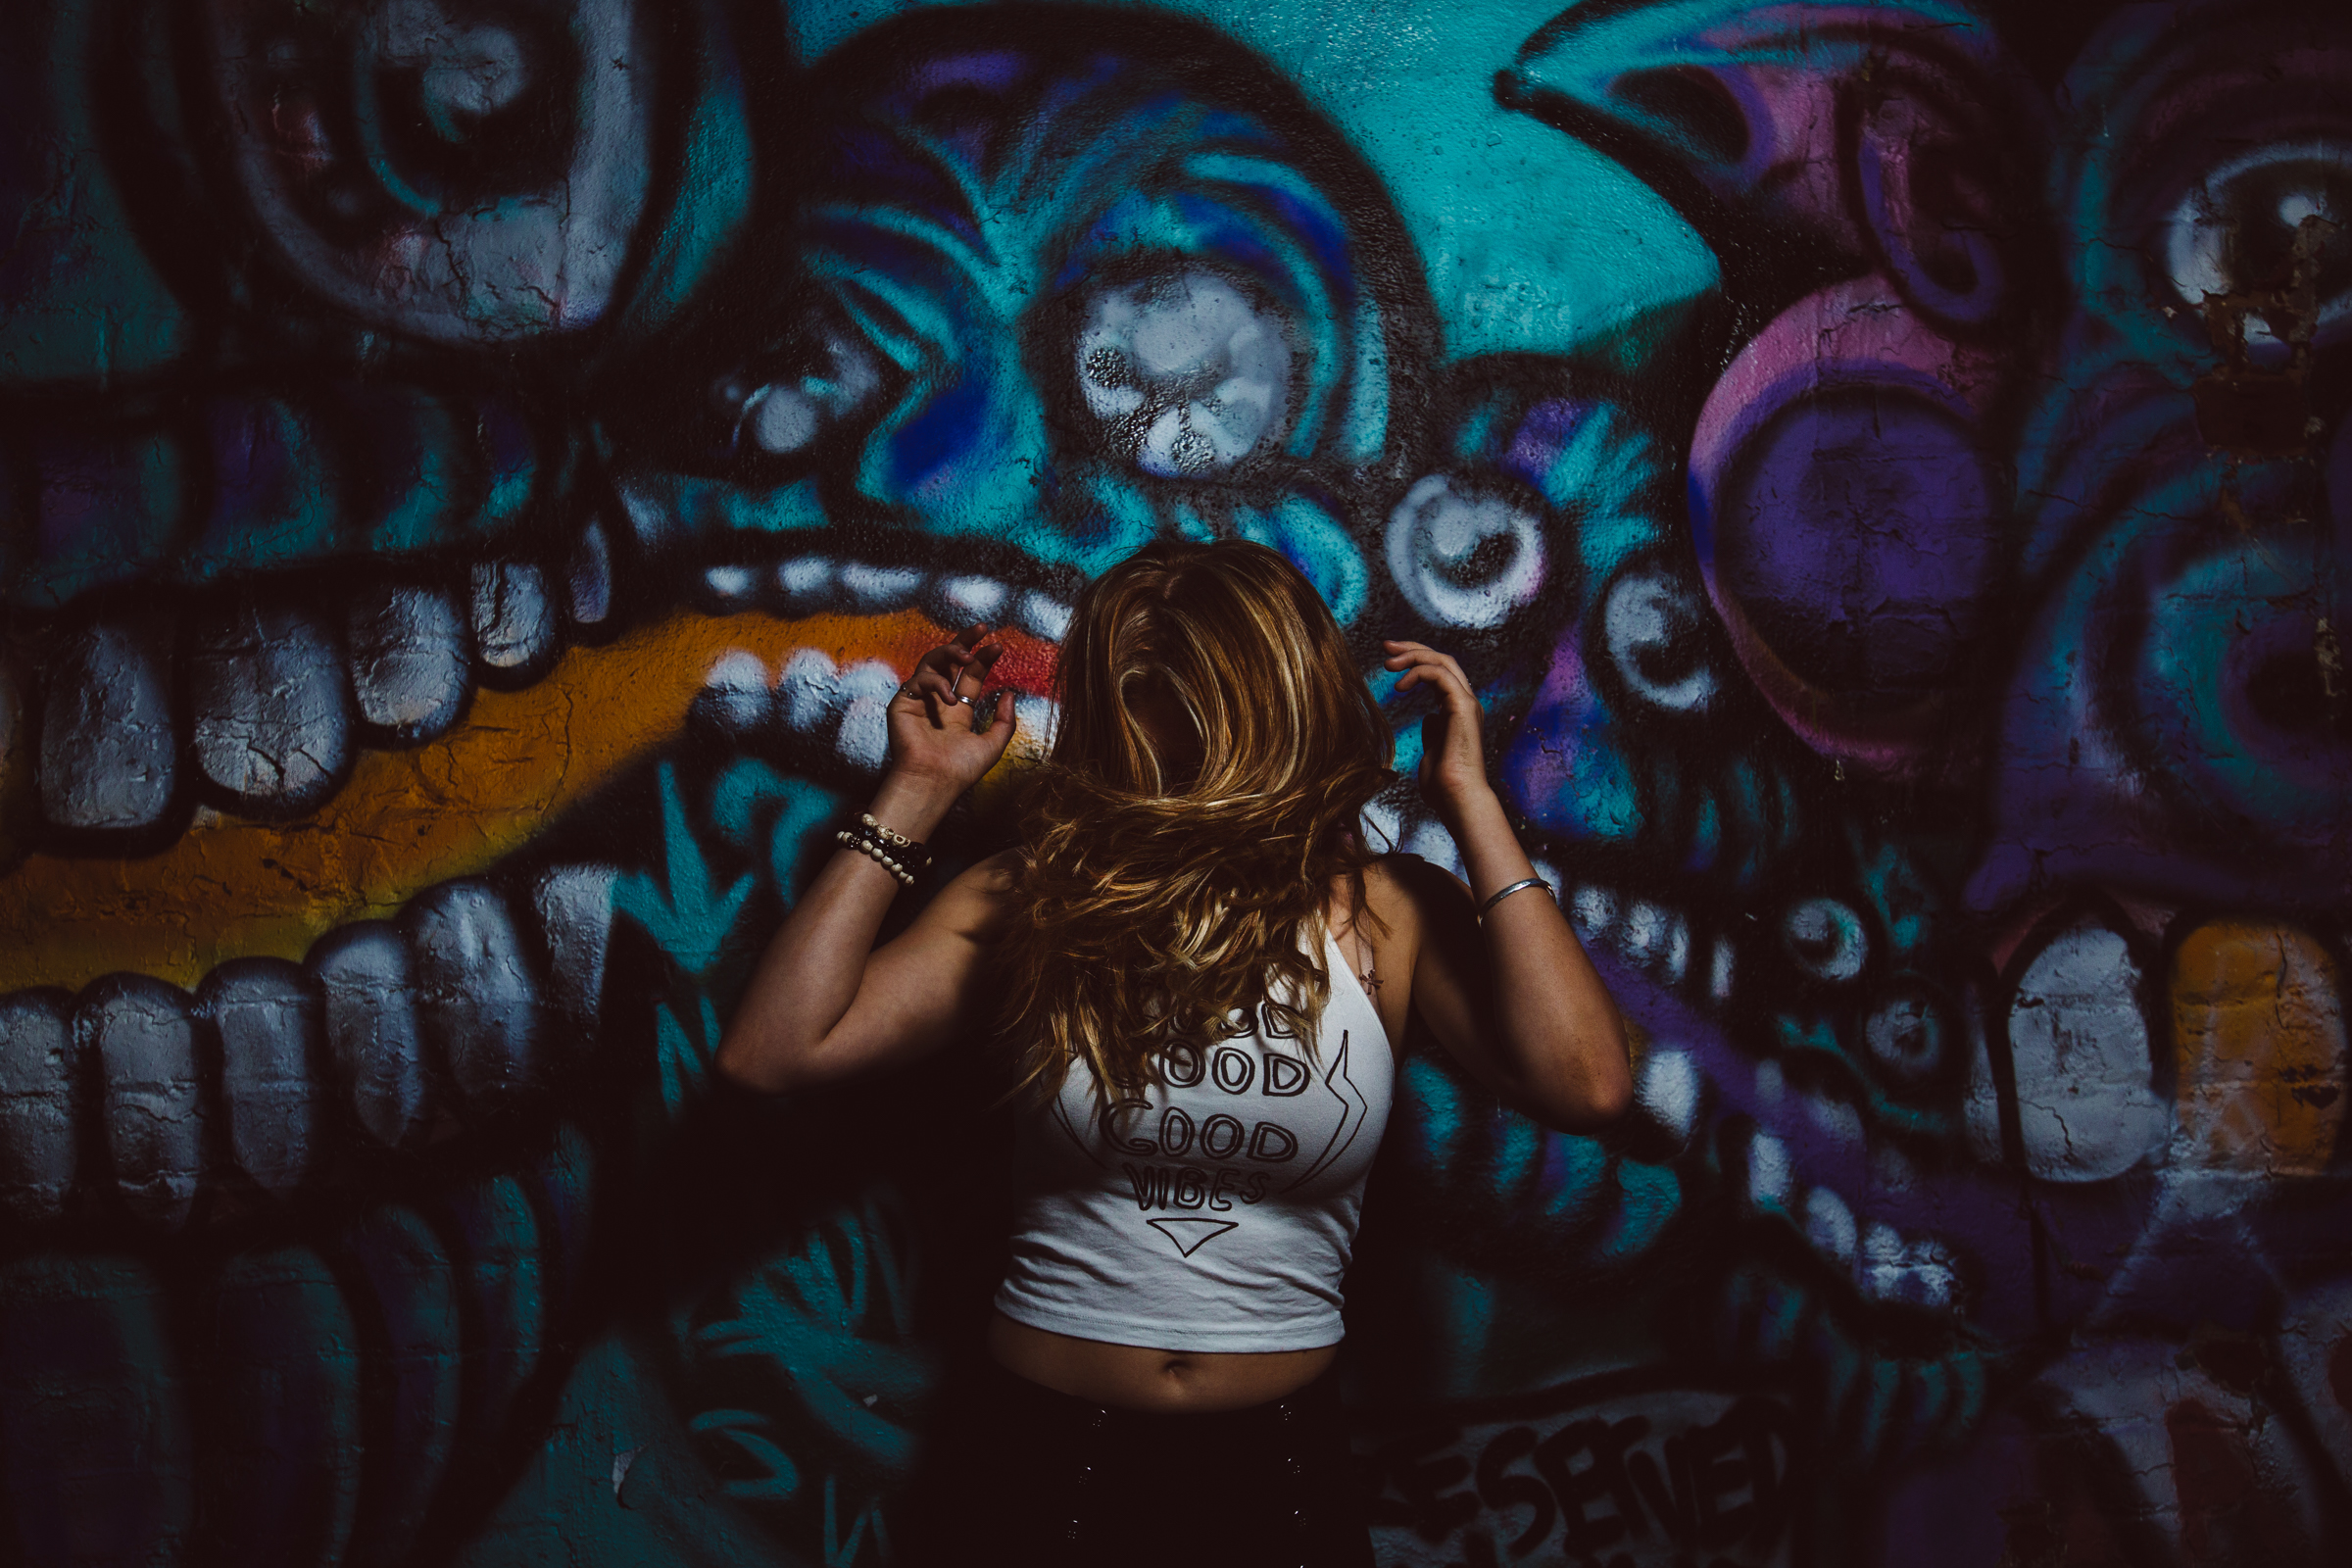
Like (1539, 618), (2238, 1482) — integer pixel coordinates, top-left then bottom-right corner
(716, 540), (1631, 1565)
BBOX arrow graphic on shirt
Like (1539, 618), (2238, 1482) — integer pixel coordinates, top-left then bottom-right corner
(1282, 1030), (1369, 1194)
(1147, 1218), (1241, 1257)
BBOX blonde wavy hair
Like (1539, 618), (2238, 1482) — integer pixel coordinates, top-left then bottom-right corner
(998, 539), (1393, 1107)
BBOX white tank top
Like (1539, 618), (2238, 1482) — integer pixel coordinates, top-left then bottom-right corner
(993, 927), (1396, 1352)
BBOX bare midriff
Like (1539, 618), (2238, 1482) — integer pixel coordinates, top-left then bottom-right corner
(988, 1311), (1339, 1413)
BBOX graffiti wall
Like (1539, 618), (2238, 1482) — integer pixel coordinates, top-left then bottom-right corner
(0, 0), (2343, 1562)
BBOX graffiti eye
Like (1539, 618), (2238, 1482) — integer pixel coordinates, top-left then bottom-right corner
(371, 8), (568, 183)
(203, 0), (655, 343)
(720, 323), (886, 460)
(1601, 565), (1716, 712)
(1783, 898), (1868, 984)
(2164, 141), (2352, 335)
(1075, 270), (1297, 478)
(1384, 475), (1549, 633)
(1863, 985), (1949, 1086)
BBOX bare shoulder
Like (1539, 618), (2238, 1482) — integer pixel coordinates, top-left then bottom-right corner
(960, 846), (1025, 890)
(1357, 854), (1470, 956)
(916, 848), (1024, 937)
(1366, 852), (1474, 923)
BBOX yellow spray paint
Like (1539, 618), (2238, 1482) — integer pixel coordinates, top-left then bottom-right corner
(0, 611), (1055, 994)
(2171, 921), (2348, 1174)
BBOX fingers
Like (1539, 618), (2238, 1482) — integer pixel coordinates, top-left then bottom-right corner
(953, 642), (1004, 701)
(913, 623), (994, 679)
(1386, 641), (1484, 785)
(912, 667), (959, 726)
(895, 626), (1004, 726)
(1416, 710), (1450, 784)
(1381, 641), (1474, 703)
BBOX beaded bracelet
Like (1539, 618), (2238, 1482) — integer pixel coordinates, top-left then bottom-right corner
(835, 827), (915, 886)
(834, 814), (933, 887)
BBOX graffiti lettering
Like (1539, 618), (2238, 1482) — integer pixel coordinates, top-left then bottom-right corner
(1365, 1382), (1800, 1566)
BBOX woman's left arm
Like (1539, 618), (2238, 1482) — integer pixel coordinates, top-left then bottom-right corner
(1383, 641), (1634, 1132)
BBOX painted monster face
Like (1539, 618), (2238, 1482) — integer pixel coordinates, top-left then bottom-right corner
(0, 10), (1441, 1556)
(1511, 0), (2053, 778)
(1978, 0), (2352, 914)
(1, 0), (1439, 1200)
(620, 9), (1437, 675)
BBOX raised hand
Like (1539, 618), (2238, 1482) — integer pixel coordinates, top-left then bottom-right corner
(887, 622), (1019, 795)
(1382, 640), (1498, 832)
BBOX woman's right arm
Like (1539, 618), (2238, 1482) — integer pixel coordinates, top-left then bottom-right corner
(714, 626), (1020, 1095)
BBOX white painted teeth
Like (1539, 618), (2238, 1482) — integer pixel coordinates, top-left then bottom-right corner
(703, 644), (1051, 776)
(1741, 1124), (1960, 1310)
(470, 562), (556, 680)
(935, 574), (1007, 622)
(1386, 778), (1968, 1316)
(189, 603), (352, 813)
(531, 865), (616, 1027)
(349, 584), (471, 741)
(1634, 1047), (1701, 1145)
(1862, 1222), (1957, 1309)
(0, 867), (612, 1229)
(408, 881), (541, 1108)
(1747, 1131), (1793, 1204)
(1373, 803), (1731, 1004)
(835, 662), (905, 773)
(774, 556), (834, 613)
(1802, 1187), (1858, 1266)
(1570, 882), (1616, 938)
(86, 976), (206, 1229)
(27, 526), (622, 834)
(204, 958), (323, 1199)
(747, 551), (1072, 636)
(1372, 804), (1965, 1313)
(37, 622), (177, 831)
(1808, 1093), (1865, 1146)
(565, 522), (614, 627)
(705, 564), (759, 606)
(840, 563), (924, 610)
(315, 922), (433, 1151)
(1016, 590), (1073, 640)
(2001, 916), (2169, 1182)
(24, 535), (1069, 837)
(1572, 873), (1734, 1002)
(0, 993), (76, 1221)
(1620, 899), (1690, 984)
(777, 647), (848, 732)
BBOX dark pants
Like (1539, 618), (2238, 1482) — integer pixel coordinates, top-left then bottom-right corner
(900, 1356), (1376, 1567)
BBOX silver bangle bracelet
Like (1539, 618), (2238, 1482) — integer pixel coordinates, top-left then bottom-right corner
(1478, 876), (1552, 919)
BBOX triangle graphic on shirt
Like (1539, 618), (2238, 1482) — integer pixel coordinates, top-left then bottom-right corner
(1147, 1218), (1240, 1258)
